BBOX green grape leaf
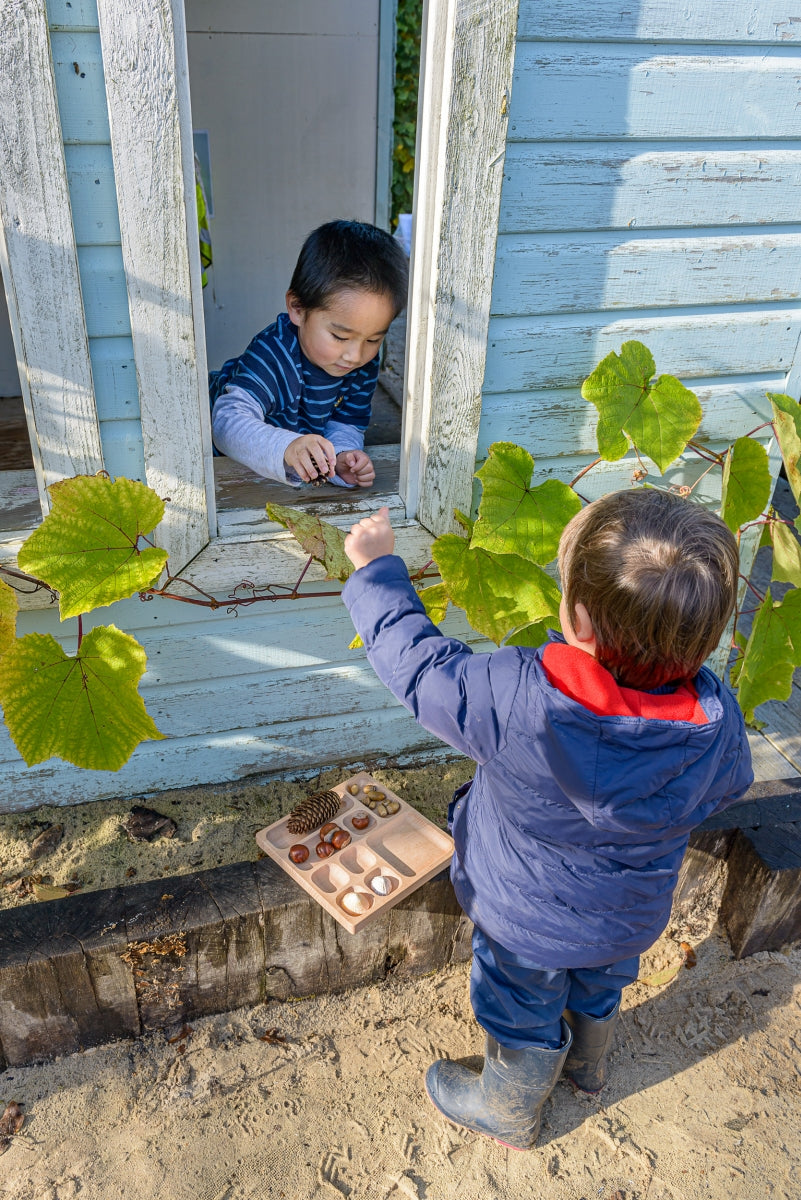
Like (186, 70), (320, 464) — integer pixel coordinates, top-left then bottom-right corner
(772, 521), (801, 587)
(267, 503), (352, 582)
(720, 437), (773, 533)
(17, 475), (168, 620)
(581, 340), (702, 472)
(0, 577), (17, 658)
(505, 619), (554, 649)
(769, 393), (801, 506)
(432, 534), (561, 645)
(736, 588), (801, 718)
(418, 582), (450, 626)
(453, 509), (474, 536)
(472, 443), (582, 565)
(0, 626), (164, 770)
(348, 633), (364, 650)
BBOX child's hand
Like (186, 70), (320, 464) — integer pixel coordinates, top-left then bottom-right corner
(336, 449), (375, 488)
(284, 434), (336, 483)
(345, 506), (395, 570)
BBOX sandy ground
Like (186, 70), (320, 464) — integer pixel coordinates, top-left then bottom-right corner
(1, 917), (799, 1199)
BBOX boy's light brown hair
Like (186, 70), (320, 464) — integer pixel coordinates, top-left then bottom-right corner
(557, 489), (739, 689)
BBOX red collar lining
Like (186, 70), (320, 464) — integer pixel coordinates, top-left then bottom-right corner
(541, 643), (708, 724)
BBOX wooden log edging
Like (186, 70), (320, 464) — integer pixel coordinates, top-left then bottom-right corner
(0, 859), (472, 1070)
(2, 777), (800, 1070)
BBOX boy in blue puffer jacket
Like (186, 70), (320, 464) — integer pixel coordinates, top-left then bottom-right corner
(341, 489), (753, 1151)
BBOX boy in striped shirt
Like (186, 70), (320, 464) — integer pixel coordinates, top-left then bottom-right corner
(210, 220), (408, 488)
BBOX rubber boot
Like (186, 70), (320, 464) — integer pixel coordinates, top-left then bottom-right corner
(424, 1021), (572, 1151)
(562, 1002), (620, 1093)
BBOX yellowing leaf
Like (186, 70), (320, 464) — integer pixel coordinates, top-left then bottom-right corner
(418, 582), (450, 626)
(720, 437), (773, 533)
(17, 475), (167, 620)
(769, 392), (801, 506)
(266, 503), (352, 582)
(0, 626), (165, 770)
(736, 588), (801, 718)
(0, 577), (17, 658)
(772, 522), (801, 587)
(581, 340), (702, 473)
(432, 534), (561, 646)
(473, 443), (581, 565)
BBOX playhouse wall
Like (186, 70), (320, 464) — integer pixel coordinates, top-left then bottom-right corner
(479, 1), (801, 500)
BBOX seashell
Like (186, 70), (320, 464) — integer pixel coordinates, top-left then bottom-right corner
(384, 800), (401, 815)
(289, 844), (309, 864)
(370, 875), (393, 896)
(351, 813), (370, 831)
(341, 890), (371, 915)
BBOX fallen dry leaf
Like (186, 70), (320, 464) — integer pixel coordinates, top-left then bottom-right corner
(29, 823), (64, 860)
(0, 1101), (24, 1155)
(258, 1029), (287, 1044)
(681, 941), (698, 968)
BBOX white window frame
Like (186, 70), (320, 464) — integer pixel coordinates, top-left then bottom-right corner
(0, 0), (518, 607)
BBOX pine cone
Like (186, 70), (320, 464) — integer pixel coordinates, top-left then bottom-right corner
(286, 789), (341, 835)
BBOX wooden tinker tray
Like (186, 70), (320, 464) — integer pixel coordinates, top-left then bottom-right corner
(255, 772), (454, 934)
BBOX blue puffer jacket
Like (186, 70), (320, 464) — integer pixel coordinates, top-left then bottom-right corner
(342, 556), (753, 967)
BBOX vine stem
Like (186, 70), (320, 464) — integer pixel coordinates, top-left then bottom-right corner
(77, 614), (83, 651)
(569, 457), (602, 489)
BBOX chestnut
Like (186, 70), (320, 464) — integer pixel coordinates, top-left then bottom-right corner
(351, 813), (370, 831)
(289, 844), (309, 864)
(316, 840), (335, 859)
(319, 821), (339, 842)
(331, 829), (351, 850)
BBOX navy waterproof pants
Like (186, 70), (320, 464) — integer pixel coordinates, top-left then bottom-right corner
(470, 926), (639, 1050)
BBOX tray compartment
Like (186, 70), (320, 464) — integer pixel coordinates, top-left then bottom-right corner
(366, 812), (452, 878)
(336, 843), (378, 875)
(310, 862), (351, 894)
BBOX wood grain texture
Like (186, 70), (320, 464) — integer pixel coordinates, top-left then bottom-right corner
(499, 144), (801, 234)
(412, 0), (518, 537)
(97, 0), (212, 570)
(516, 1), (801, 44)
(491, 231), (801, 316)
(508, 45), (801, 142)
(0, 0), (104, 511)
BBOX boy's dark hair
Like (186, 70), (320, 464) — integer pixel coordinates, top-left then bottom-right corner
(288, 219), (409, 315)
(557, 489), (739, 689)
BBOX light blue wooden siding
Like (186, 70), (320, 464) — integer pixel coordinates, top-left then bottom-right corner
(480, 2), (801, 498)
(47, 0), (146, 482)
(1, 594), (480, 810)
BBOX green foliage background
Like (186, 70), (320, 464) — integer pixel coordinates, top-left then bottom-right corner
(391, 0), (423, 226)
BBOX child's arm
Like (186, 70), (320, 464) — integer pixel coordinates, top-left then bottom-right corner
(212, 389), (335, 484)
(342, 510), (520, 764)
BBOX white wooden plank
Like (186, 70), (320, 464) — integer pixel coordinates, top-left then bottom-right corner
(499, 144), (801, 234)
(748, 728), (801, 783)
(509, 46), (801, 142)
(184, 0), (378, 38)
(64, 144), (120, 244)
(97, 0), (214, 570)
(0, 705), (444, 812)
(49, 31), (110, 143)
(402, 0), (518, 536)
(0, 470), (41, 533)
(517, 1), (801, 45)
(0, 0), (104, 513)
(477, 378), (777, 459)
(483, 309), (801, 392)
(491, 231), (801, 316)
